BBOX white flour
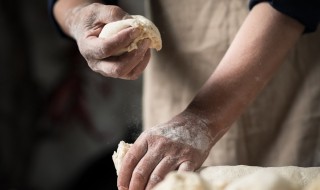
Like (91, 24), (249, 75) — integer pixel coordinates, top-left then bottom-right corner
(147, 118), (213, 153)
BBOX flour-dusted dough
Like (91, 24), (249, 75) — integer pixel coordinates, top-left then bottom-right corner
(152, 171), (212, 190)
(112, 141), (132, 175)
(99, 15), (162, 55)
(112, 142), (320, 190)
(225, 170), (300, 190)
(304, 176), (320, 190)
(199, 165), (320, 189)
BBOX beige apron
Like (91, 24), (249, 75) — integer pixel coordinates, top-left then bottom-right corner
(143, 0), (320, 167)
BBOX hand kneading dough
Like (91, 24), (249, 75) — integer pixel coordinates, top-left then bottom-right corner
(112, 142), (320, 190)
(112, 141), (132, 175)
(99, 15), (162, 55)
(152, 171), (211, 190)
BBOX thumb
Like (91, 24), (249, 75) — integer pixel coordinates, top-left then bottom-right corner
(178, 161), (195, 172)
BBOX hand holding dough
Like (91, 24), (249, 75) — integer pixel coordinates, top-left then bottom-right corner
(99, 15), (162, 55)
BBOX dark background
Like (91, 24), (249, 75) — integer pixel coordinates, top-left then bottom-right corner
(0, 0), (144, 189)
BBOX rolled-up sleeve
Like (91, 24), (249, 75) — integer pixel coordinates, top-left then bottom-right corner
(249, 0), (320, 33)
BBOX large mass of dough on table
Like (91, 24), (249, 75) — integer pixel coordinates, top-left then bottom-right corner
(99, 15), (162, 55)
(112, 141), (320, 190)
(198, 165), (320, 190)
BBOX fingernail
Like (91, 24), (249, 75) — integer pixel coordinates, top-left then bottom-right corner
(144, 39), (151, 48)
(131, 28), (141, 39)
(118, 186), (128, 190)
(139, 39), (150, 49)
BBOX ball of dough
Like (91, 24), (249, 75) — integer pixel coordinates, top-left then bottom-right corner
(152, 171), (211, 190)
(99, 15), (162, 55)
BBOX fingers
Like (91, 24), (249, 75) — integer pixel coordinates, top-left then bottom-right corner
(127, 49), (151, 80)
(127, 158), (195, 190)
(118, 140), (200, 190)
(84, 27), (141, 59)
(100, 27), (142, 57)
(128, 151), (163, 190)
(145, 156), (179, 190)
(93, 39), (151, 79)
(118, 141), (148, 190)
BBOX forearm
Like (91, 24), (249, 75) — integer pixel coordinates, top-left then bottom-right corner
(53, 0), (103, 38)
(187, 3), (304, 139)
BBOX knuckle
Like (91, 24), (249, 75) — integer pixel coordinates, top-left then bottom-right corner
(165, 156), (178, 165)
(117, 185), (128, 190)
(157, 137), (170, 146)
(88, 61), (99, 72)
(125, 152), (139, 164)
(127, 73), (139, 80)
(108, 6), (126, 20)
(132, 168), (146, 182)
(88, 3), (100, 9)
(111, 66), (125, 77)
(149, 173), (163, 184)
(98, 44), (111, 58)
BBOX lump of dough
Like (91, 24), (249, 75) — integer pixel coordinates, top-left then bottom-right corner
(112, 141), (132, 175)
(225, 170), (300, 190)
(99, 15), (162, 55)
(199, 165), (320, 189)
(304, 176), (320, 190)
(152, 171), (212, 190)
(198, 165), (261, 190)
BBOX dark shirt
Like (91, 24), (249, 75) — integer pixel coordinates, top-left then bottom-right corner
(250, 0), (320, 33)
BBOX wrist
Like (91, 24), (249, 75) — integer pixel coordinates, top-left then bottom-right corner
(184, 99), (233, 144)
(53, 0), (103, 39)
(181, 108), (226, 146)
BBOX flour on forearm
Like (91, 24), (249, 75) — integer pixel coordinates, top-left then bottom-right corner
(147, 119), (213, 153)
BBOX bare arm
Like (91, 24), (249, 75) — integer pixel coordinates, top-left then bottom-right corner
(118, 2), (305, 190)
(187, 2), (305, 139)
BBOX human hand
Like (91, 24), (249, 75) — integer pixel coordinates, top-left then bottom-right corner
(67, 3), (151, 79)
(117, 111), (215, 190)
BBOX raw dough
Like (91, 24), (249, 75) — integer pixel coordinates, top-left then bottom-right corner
(99, 15), (162, 55)
(304, 176), (320, 190)
(112, 141), (132, 175)
(112, 141), (320, 190)
(152, 171), (211, 190)
(199, 165), (320, 189)
(225, 170), (300, 190)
